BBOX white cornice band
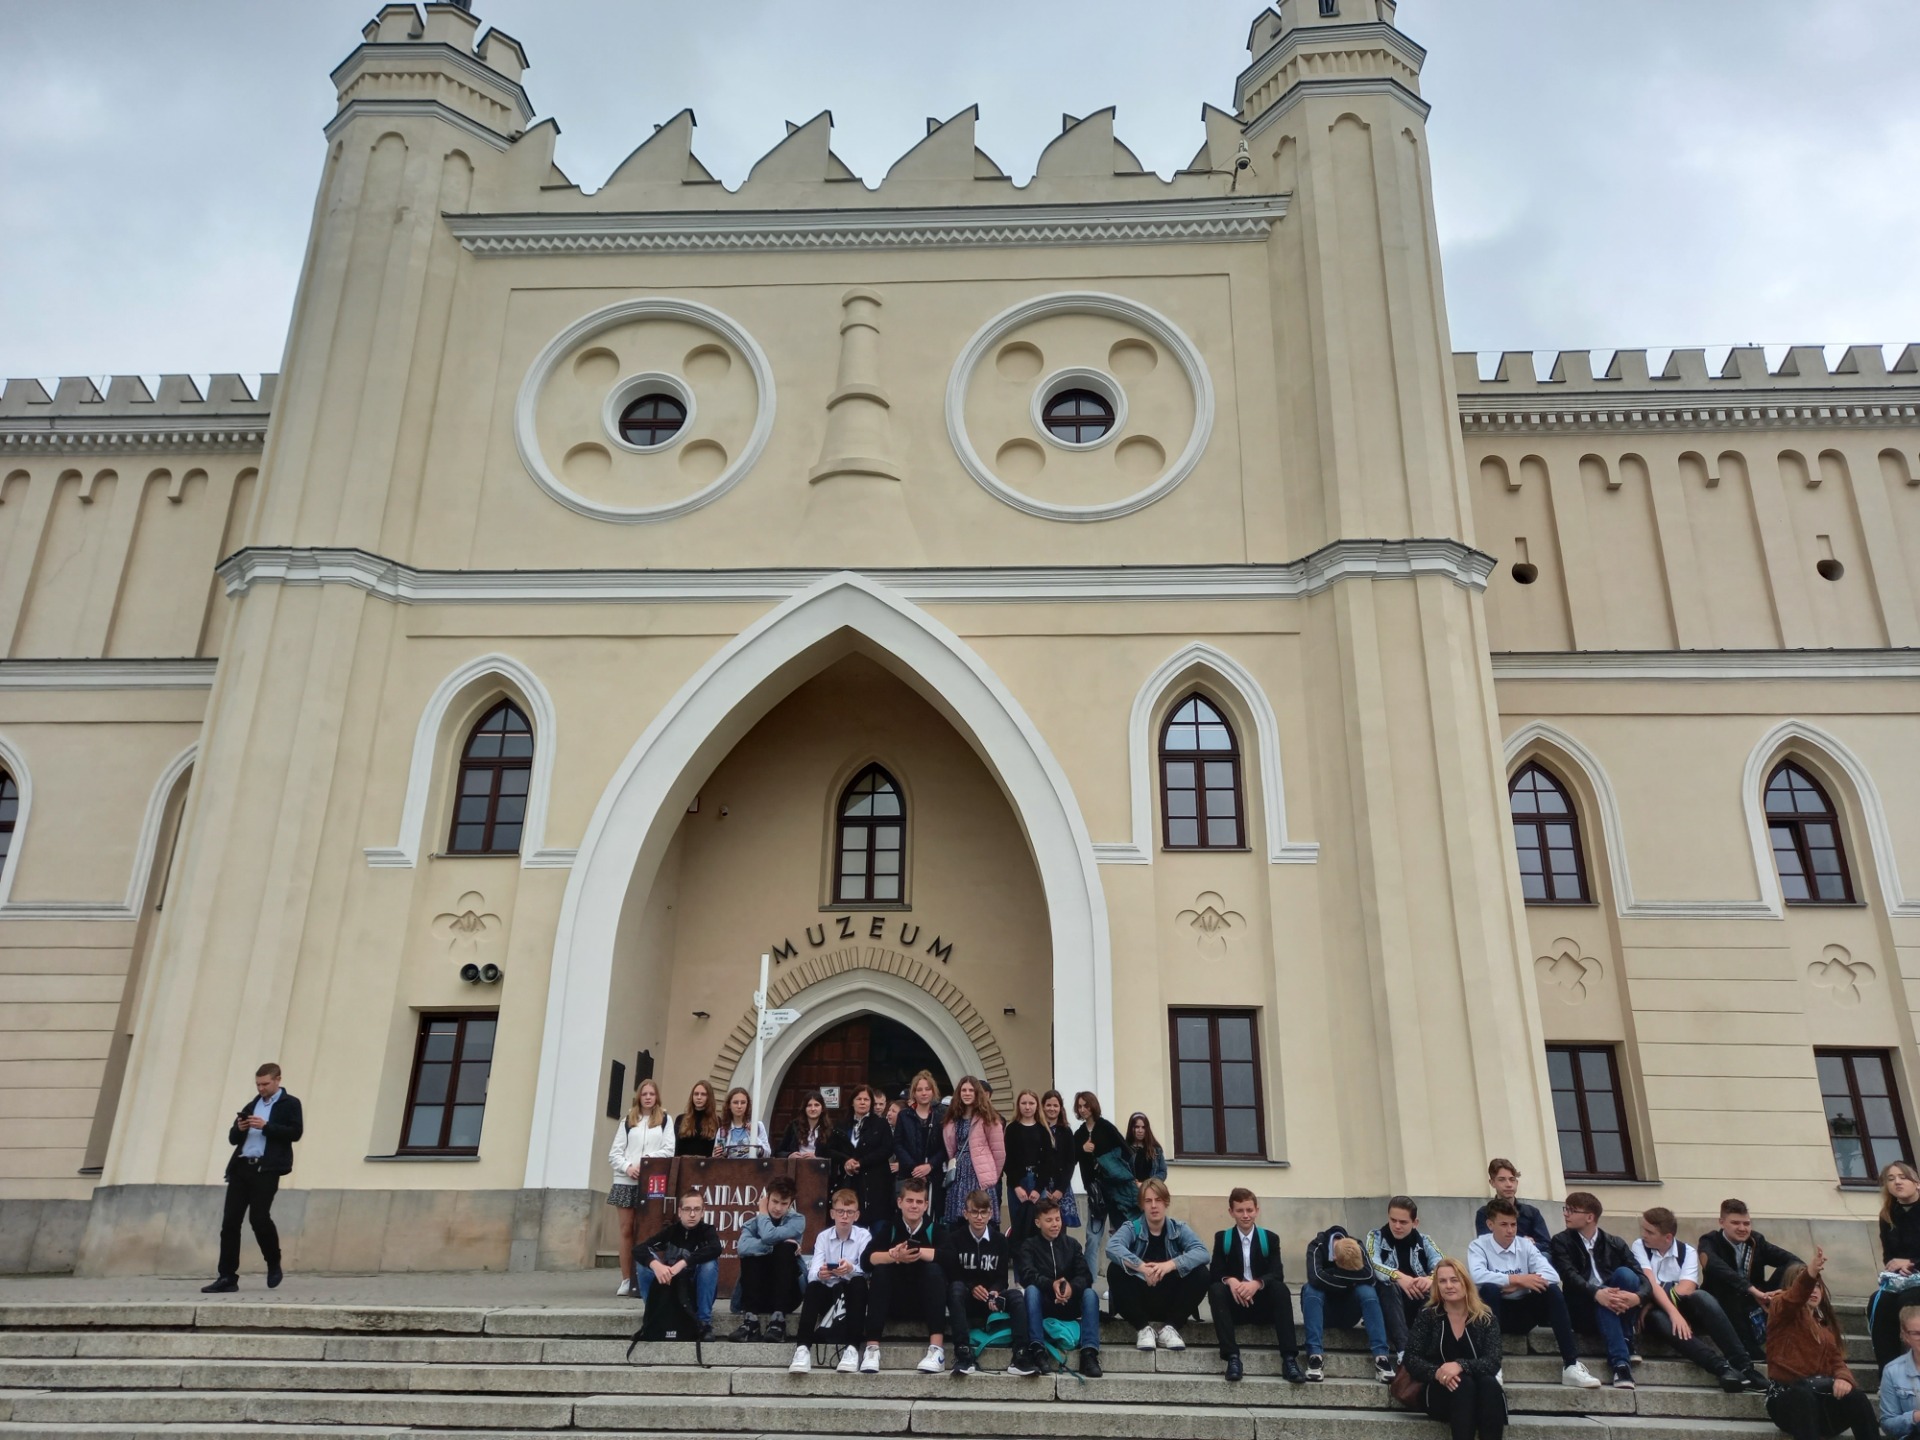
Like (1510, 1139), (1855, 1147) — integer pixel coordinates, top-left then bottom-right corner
(1242, 76), (1432, 142)
(217, 539), (1496, 607)
(1494, 650), (1920, 682)
(446, 197), (1290, 257)
(324, 99), (513, 153)
(1459, 393), (1920, 436)
(0, 424), (267, 455)
(0, 659), (219, 690)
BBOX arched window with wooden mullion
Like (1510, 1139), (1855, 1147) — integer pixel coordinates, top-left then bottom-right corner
(447, 701), (533, 855)
(1160, 694), (1245, 850)
(1508, 761), (1590, 904)
(0, 769), (17, 880)
(834, 765), (905, 904)
(1766, 760), (1855, 904)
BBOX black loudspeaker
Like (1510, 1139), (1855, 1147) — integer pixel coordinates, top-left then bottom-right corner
(635, 1049), (654, 1083)
(606, 1060), (626, 1120)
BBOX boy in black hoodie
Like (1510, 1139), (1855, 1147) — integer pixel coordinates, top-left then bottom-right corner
(860, 1176), (947, 1374)
(1016, 1196), (1103, 1377)
(637, 1191), (724, 1340)
(941, 1187), (1036, 1376)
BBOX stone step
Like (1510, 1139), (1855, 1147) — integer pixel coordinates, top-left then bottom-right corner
(0, 1425), (1792, 1440)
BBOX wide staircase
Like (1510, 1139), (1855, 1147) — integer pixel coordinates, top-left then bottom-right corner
(0, 1296), (1877, 1438)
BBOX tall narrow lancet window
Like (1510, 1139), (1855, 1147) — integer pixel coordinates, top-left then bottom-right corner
(835, 765), (905, 904)
(0, 770), (16, 879)
(1160, 694), (1245, 850)
(1508, 762), (1589, 903)
(1766, 761), (1854, 904)
(447, 701), (533, 855)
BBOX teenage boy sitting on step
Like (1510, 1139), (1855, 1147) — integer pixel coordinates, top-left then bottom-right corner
(1017, 1196), (1103, 1378)
(1467, 1197), (1604, 1390)
(1473, 1157), (1552, 1248)
(733, 1175), (805, 1343)
(1208, 1187), (1306, 1384)
(1105, 1178), (1211, 1352)
(1365, 1195), (1443, 1364)
(860, 1175), (947, 1374)
(939, 1187), (1037, 1376)
(1633, 1205), (1766, 1396)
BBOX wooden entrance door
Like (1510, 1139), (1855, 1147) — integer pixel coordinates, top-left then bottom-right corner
(769, 1014), (952, 1141)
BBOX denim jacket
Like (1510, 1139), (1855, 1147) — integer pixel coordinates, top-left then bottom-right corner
(1104, 1214), (1209, 1276)
(1881, 1350), (1920, 1438)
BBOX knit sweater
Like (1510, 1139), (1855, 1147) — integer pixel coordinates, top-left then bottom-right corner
(1761, 1266), (1854, 1389)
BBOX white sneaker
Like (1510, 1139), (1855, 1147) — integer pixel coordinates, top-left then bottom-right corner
(1562, 1361), (1603, 1389)
(1158, 1325), (1186, 1351)
(615, 1277), (633, 1296)
(861, 1345), (882, 1374)
(917, 1343), (945, 1373)
(789, 1345), (812, 1374)
(836, 1345), (860, 1374)
(1136, 1325), (1158, 1351)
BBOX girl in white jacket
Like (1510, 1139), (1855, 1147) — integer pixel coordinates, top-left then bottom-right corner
(609, 1079), (675, 1295)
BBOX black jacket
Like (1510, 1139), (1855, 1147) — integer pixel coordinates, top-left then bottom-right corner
(893, 1105), (947, 1181)
(1404, 1307), (1504, 1384)
(940, 1221), (1014, 1291)
(1698, 1228), (1801, 1296)
(1070, 1116), (1125, 1191)
(1548, 1227), (1650, 1300)
(225, 1090), (302, 1179)
(1475, 1200), (1552, 1249)
(639, 1219), (721, 1269)
(1210, 1225), (1286, 1290)
(825, 1113), (893, 1189)
(776, 1119), (833, 1158)
(863, 1214), (940, 1270)
(1304, 1226), (1371, 1295)
(1884, 1200), (1920, 1267)
(1017, 1231), (1093, 1292)
(1003, 1121), (1053, 1197)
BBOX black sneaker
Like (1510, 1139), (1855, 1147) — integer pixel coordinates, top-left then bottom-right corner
(1282, 1355), (1306, 1385)
(200, 1277), (237, 1293)
(766, 1316), (787, 1343)
(1005, 1346), (1039, 1377)
(1080, 1347), (1103, 1379)
(1717, 1368), (1746, 1395)
(731, 1319), (761, 1343)
(1305, 1354), (1325, 1382)
(1740, 1368), (1768, 1393)
(952, 1346), (978, 1376)
(1610, 1363), (1635, 1389)
(698, 1322), (715, 1343)
(265, 1267), (283, 1289)
(1224, 1353), (1244, 1383)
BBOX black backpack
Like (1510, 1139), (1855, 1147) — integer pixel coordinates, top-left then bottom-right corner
(626, 1241), (706, 1364)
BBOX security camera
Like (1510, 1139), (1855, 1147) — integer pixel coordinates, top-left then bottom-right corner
(459, 963), (481, 984)
(1235, 139), (1252, 172)
(480, 963), (503, 984)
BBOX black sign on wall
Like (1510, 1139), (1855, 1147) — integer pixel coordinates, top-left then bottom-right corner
(606, 1059), (626, 1120)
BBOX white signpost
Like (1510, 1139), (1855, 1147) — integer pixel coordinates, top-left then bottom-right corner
(749, 952), (803, 1120)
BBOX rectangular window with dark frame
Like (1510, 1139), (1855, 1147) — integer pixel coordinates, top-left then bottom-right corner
(1817, 1048), (1913, 1185)
(1547, 1043), (1635, 1180)
(400, 1013), (496, 1155)
(1169, 1008), (1266, 1159)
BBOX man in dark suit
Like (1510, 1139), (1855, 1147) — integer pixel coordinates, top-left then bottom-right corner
(202, 1062), (302, 1292)
(1698, 1198), (1801, 1347)
(1206, 1188), (1306, 1384)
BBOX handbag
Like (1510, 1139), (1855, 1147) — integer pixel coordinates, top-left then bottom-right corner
(1388, 1361), (1423, 1408)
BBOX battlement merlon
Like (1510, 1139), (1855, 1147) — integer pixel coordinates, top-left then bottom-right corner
(331, 4), (535, 152)
(1454, 345), (1920, 395)
(1237, 2), (1425, 134)
(0, 375), (276, 455)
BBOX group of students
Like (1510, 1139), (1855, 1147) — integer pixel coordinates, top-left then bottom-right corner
(610, 1076), (1920, 1440)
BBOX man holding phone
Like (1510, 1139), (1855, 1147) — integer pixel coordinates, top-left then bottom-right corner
(860, 1176), (947, 1373)
(202, 1063), (302, 1293)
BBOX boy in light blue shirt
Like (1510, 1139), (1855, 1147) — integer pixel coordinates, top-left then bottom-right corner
(733, 1176), (806, 1343)
(1882, 1305), (1920, 1438)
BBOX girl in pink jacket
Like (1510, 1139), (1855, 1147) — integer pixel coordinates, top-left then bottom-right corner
(942, 1076), (1007, 1225)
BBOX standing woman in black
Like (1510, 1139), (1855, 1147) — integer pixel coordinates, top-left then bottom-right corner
(1039, 1089), (1082, 1234)
(1004, 1089), (1050, 1245)
(777, 1091), (834, 1159)
(1070, 1092), (1125, 1275)
(676, 1080), (720, 1156)
(894, 1070), (947, 1222)
(830, 1084), (897, 1231)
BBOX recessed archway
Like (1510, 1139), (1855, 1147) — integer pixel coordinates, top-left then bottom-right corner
(524, 572), (1111, 1189)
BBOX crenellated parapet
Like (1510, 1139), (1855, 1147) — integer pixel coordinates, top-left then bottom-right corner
(0, 374), (275, 455)
(1456, 345), (1920, 436)
(330, 2), (532, 152)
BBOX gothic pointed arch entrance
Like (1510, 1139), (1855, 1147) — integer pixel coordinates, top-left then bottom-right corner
(524, 572), (1111, 1190)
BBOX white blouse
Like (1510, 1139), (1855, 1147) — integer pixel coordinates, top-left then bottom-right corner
(608, 1114), (676, 1177)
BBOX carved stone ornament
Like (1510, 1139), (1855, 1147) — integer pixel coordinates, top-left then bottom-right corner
(1808, 945), (1875, 1008)
(1534, 941), (1602, 1006)
(1176, 891), (1246, 958)
(433, 891), (502, 962)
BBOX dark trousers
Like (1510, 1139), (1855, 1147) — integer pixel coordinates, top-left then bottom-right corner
(1643, 1287), (1751, 1376)
(1424, 1370), (1506, 1440)
(1379, 1281), (1426, 1355)
(1207, 1278), (1299, 1358)
(1871, 1287), (1920, 1368)
(948, 1280), (1030, 1352)
(1702, 1272), (1769, 1349)
(738, 1242), (803, 1317)
(1764, 1380), (1879, 1440)
(217, 1163), (281, 1278)
(1477, 1283), (1578, 1367)
(866, 1260), (946, 1342)
(797, 1278), (867, 1347)
(1108, 1262), (1211, 1330)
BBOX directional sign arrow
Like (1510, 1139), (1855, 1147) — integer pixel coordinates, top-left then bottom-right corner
(762, 1008), (802, 1029)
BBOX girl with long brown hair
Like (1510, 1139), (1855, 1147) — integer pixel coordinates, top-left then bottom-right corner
(941, 1075), (1005, 1225)
(716, 1086), (770, 1159)
(675, 1080), (718, 1155)
(608, 1078), (674, 1294)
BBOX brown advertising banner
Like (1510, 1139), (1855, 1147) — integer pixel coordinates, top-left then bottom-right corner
(629, 1156), (832, 1292)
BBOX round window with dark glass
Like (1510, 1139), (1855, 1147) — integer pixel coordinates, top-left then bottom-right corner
(618, 393), (688, 447)
(1042, 388), (1116, 445)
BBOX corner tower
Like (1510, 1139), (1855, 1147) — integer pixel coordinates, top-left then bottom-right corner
(1245, 2), (1562, 1199)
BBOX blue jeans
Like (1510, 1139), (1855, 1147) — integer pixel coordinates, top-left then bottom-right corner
(1024, 1279), (1103, 1350)
(637, 1257), (719, 1327)
(1083, 1206), (1108, 1292)
(1301, 1282), (1389, 1358)
(1566, 1265), (1643, 1369)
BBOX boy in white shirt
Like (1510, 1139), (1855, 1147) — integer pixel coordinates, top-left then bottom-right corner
(1467, 1197), (1602, 1388)
(791, 1189), (870, 1374)
(1632, 1206), (1765, 1395)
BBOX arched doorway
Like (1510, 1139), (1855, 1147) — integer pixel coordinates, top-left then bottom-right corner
(768, 1015), (951, 1141)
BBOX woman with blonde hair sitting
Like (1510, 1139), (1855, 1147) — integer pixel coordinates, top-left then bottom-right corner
(1403, 1256), (1506, 1440)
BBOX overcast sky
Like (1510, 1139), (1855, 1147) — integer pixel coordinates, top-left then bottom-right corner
(3, 0), (1916, 383)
